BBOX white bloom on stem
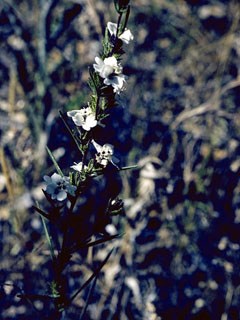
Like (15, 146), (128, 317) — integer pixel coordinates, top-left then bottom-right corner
(92, 140), (119, 167)
(93, 56), (126, 93)
(67, 107), (97, 131)
(93, 56), (122, 79)
(43, 173), (77, 201)
(104, 74), (126, 94)
(107, 22), (134, 44)
(71, 162), (88, 172)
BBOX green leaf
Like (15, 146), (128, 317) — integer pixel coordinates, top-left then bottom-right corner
(87, 159), (94, 171)
(88, 66), (100, 93)
(122, 5), (130, 32)
(46, 146), (64, 177)
(103, 26), (110, 57)
(88, 78), (95, 93)
(118, 164), (138, 171)
(50, 280), (61, 299)
(114, 0), (120, 13)
(38, 203), (56, 261)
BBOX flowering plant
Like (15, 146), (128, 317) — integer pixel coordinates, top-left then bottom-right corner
(107, 22), (134, 44)
(26, 0), (135, 317)
(67, 107), (97, 131)
(43, 173), (77, 201)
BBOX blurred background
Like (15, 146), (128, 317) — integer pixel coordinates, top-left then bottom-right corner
(1, 0), (240, 319)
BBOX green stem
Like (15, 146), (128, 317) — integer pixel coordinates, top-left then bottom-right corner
(81, 140), (90, 170)
(116, 12), (123, 38)
(95, 94), (101, 120)
(122, 5), (130, 32)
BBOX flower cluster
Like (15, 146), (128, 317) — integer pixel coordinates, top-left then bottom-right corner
(93, 56), (122, 79)
(44, 12), (132, 201)
(107, 22), (134, 44)
(67, 107), (97, 131)
(92, 140), (116, 167)
(93, 22), (133, 94)
(93, 56), (126, 94)
(44, 173), (77, 201)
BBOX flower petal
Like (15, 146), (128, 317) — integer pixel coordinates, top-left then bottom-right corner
(72, 114), (84, 126)
(120, 29), (134, 44)
(104, 74), (126, 93)
(51, 173), (62, 183)
(95, 56), (103, 65)
(82, 114), (97, 131)
(43, 175), (51, 183)
(71, 162), (83, 171)
(57, 191), (67, 201)
(67, 110), (79, 118)
(102, 144), (114, 155)
(107, 22), (117, 36)
(92, 140), (102, 153)
(104, 56), (118, 67)
(93, 57), (104, 73)
(46, 183), (57, 194)
(100, 64), (114, 78)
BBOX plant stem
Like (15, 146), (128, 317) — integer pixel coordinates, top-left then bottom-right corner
(116, 12), (123, 38)
(95, 93), (101, 120)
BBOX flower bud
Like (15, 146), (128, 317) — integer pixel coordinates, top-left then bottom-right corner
(107, 198), (124, 216)
(114, 0), (130, 13)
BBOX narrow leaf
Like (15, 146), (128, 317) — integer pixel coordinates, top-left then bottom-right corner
(89, 165), (138, 178)
(67, 248), (114, 306)
(32, 205), (51, 221)
(40, 214), (56, 261)
(85, 234), (119, 248)
(46, 146), (64, 177)
(122, 5), (130, 32)
(79, 276), (98, 320)
(71, 234), (119, 253)
(33, 205), (63, 230)
(89, 67), (100, 95)
(17, 293), (52, 301)
(118, 164), (138, 171)
(114, 0), (120, 13)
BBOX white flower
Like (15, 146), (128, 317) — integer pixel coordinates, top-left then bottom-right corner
(93, 56), (122, 79)
(104, 74), (126, 94)
(71, 162), (88, 172)
(93, 55), (126, 93)
(92, 140), (119, 167)
(67, 107), (97, 131)
(44, 173), (77, 201)
(105, 223), (117, 235)
(107, 22), (134, 44)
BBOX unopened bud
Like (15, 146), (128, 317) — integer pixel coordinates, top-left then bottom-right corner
(114, 0), (130, 13)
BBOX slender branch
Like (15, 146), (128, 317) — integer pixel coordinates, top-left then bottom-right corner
(79, 276), (98, 320)
(95, 94), (101, 120)
(116, 11), (123, 38)
(67, 248), (114, 306)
